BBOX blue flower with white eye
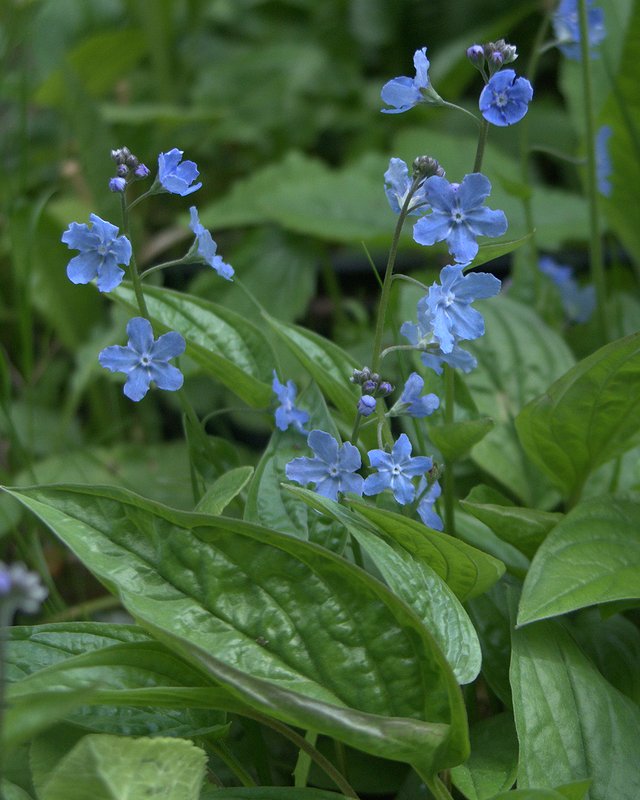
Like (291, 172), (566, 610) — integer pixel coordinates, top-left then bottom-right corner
(416, 478), (443, 531)
(426, 265), (502, 354)
(99, 317), (185, 402)
(596, 125), (613, 197)
(384, 158), (429, 216)
(381, 47), (442, 114)
(158, 148), (202, 196)
(189, 207), (234, 281)
(479, 70), (533, 127)
(272, 371), (309, 433)
(552, 0), (606, 60)
(364, 434), (432, 505)
(389, 373), (439, 418)
(413, 173), (508, 264)
(286, 430), (364, 501)
(61, 214), (132, 292)
(400, 297), (478, 375)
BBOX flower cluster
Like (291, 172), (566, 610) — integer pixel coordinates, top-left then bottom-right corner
(350, 367), (394, 418)
(286, 431), (442, 528)
(272, 372), (309, 433)
(401, 264), (501, 375)
(539, 257), (595, 323)
(61, 148), (234, 401)
(0, 561), (47, 616)
(552, 0), (606, 61)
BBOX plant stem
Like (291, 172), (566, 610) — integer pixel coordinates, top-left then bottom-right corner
(293, 730), (317, 788)
(140, 258), (191, 280)
(119, 194), (149, 318)
(578, 0), (608, 341)
(208, 740), (257, 787)
(472, 118), (490, 173)
(442, 365), (456, 536)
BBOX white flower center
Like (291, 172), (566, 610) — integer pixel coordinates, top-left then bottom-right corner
(444, 290), (456, 307)
(495, 91), (508, 108)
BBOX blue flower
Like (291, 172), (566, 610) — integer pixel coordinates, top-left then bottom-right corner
(286, 430), (364, 501)
(479, 69), (533, 127)
(552, 0), (605, 60)
(426, 265), (501, 353)
(384, 158), (429, 216)
(364, 434), (432, 505)
(0, 561), (48, 614)
(109, 176), (126, 193)
(99, 317), (186, 402)
(272, 371), (309, 433)
(539, 257), (595, 323)
(389, 372), (439, 418)
(158, 148), (202, 196)
(358, 395), (377, 417)
(189, 207), (234, 281)
(413, 173), (508, 264)
(416, 478), (443, 531)
(381, 47), (441, 114)
(596, 125), (613, 197)
(62, 214), (132, 293)
(400, 297), (478, 375)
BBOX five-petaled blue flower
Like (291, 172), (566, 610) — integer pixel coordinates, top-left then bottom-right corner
(596, 125), (613, 197)
(384, 158), (429, 216)
(61, 214), (132, 293)
(189, 207), (234, 281)
(552, 0), (606, 60)
(286, 430), (364, 501)
(390, 372), (439, 418)
(381, 47), (440, 114)
(416, 478), (444, 530)
(539, 257), (595, 323)
(401, 297), (478, 375)
(272, 371), (309, 433)
(479, 70), (533, 127)
(158, 148), (202, 196)
(99, 317), (186, 402)
(413, 173), (508, 264)
(364, 434), (432, 505)
(426, 265), (501, 353)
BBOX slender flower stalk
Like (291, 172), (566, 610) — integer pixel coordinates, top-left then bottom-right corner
(578, 0), (608, 341)
(119, 194), (149, 318)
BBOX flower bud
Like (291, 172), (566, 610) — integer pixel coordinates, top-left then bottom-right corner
(109, 176), (127, 193)
(357, 395), (377, 417)
(412, 155), (445, 181)
(116, 164), (129, 177)
(134, 163), (150, 179)
(466, 44), (485, 64)
(362, 379), (377, 393)
(378, 381), (394, 396)
(351, 367), (372, 385)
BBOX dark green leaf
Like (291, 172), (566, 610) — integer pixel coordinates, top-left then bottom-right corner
(518, 496), (640, 625)
(195, 466), (254, 515)
(429, 417), (495, 462)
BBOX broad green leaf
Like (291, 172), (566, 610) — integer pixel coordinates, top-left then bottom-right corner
(460, 499), (562, 560)
(455, 511), (529, 581)
(510, 615), (640, 799)
(450, 712), (518, 800)
(2, 690), (95, 751)
(518, 496), (640, 625)
(351, 500), (504, 601)
(113, 284), (273, 407)
(286, 487), (482, 685)
(516, 333), (640, 500)
(466, 296), (574, 507)
(572, 610), (640, 705)
(195, 466), (254, 515)
(39, 734), (206, 800)
(265, 315), (359, 420)
(0, 781), (33, 800)
(429, 417), (495, 462)
(6, 484), (469, 776)
(491, 787), (589, 800)
(199, 791), (351, 800)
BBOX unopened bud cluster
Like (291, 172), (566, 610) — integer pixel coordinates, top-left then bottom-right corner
(108, 146), (150, 193)
(466, 39), (518, 78)
(351, 367), (394, 417)
(412, 155), (445, 181)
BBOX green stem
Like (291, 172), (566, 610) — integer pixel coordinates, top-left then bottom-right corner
(45, 594), (121, 623)
(350, 413), (363, 446)
(442, 100), (482, 128)
(208, 740), (257, 787)
(371, 184), (419, 373)
(472, 118), (490, 173)
(293, 730), (317, 788)
(140, 258), (191, 280)
(442, 365), (456, 536)
(415, 770), (455, 800)
(578, 0), (608, 341)
(392, 273), (430, 292)
(119, 195), (149, 318)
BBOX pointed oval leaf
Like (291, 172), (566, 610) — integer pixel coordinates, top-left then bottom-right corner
(113, 284), (273, 407)
(511, 616), (640, 799)
(429, 417), (495, 462)
(6, 484), (468, 776)
(518, 496), (640, 625)
(516, 332), (640, 499)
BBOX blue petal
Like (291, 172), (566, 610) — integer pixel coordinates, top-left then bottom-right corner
(381, 77), (422, 113)
(465, 206), (508, 239)
(363, 472), (391, 496)
(367, 449), (394, 471)
(314, 476), (341, 501)
(66, 252), (100, 285)
(150, 331), (186, 361)
(457, 173), (492, 209)
(148, 362), (184, 392)
(413, 47), (430, 88)
(390, 474), (416, 505)
(286, 456), (330, 485)
(126, 317), (154, 354)
(337, 441), (362, 472)
(62, 221), (96, 251)
(308, 430), (339, 465)
(95, 260), (125, 292)
(123, 367), (152, 401)
(413, 212), (452, 248)
(339, 473), (365, 497)
(392, 433), (413, 462)
(99, 344), (139, 373)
